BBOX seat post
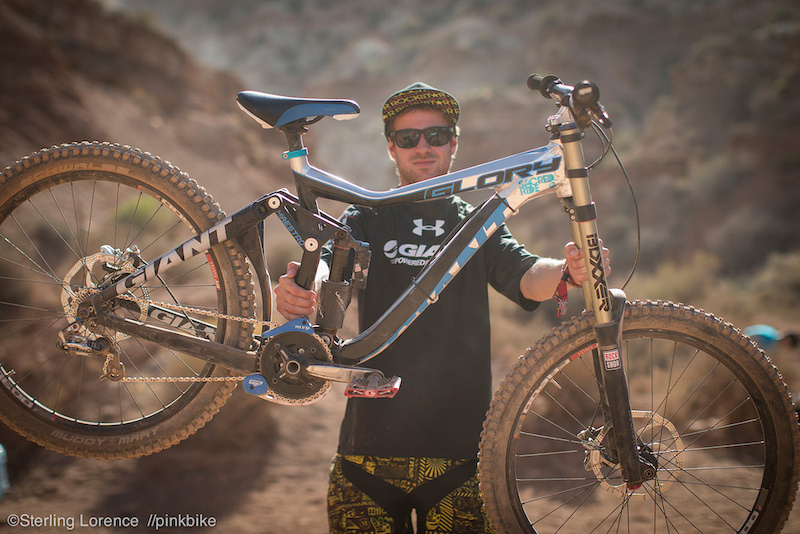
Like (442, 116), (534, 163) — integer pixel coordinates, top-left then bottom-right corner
(280, 124), (318, 213)
(279, 124), (322, 291)
(281, 123), (306, 153)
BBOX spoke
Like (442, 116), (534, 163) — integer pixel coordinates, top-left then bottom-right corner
(0, 231), (62, 285)
(532, 480), (604, 531)
(70, 182), (86, 258)
(84, 180), (96, 257)
(48, 186), (84, 262)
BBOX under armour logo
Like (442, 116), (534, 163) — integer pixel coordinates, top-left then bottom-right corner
(412, 219), (445, 237)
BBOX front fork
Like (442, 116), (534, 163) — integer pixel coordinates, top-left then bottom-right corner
(560, 123), (655, 487)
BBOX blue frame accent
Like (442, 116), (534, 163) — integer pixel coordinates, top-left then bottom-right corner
(283, 148), (309, 160)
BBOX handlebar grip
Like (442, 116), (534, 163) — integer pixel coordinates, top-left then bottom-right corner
(527, 74), (573, 103)
(526, 74), (548, 93)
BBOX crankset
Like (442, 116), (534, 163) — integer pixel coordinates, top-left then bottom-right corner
(245, 319), (402, 405)
(256, 327), (334, 406)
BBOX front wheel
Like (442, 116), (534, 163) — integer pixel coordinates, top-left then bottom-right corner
(479, 300), (799, 533)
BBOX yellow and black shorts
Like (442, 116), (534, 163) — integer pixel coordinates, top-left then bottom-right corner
(327, 455), (493, 534)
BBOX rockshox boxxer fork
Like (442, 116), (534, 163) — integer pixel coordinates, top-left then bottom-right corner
(533, 74), (656, 489)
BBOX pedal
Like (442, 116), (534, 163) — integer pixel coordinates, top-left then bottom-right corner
(344, 374), (401, 399)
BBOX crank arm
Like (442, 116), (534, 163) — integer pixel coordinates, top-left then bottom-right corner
(305, 361), (401, 398)
(304, 361), (387, 384)
(93, 312), (258, 374)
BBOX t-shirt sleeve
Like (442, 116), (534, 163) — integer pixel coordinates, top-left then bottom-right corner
(485, 223), (540, 311)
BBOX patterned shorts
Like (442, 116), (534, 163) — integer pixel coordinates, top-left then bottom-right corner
(327, 455), (493, 534)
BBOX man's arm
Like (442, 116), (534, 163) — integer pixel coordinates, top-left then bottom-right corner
(520, 242), (610, 302)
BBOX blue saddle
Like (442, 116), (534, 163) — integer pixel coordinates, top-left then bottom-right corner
(237, 91), (360, 129)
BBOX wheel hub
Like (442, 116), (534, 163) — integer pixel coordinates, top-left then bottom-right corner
(581, 410), (684, 499)
(60, 249), (147, 342)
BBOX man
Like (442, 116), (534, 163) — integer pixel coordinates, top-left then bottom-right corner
(276, 83), (608, 533)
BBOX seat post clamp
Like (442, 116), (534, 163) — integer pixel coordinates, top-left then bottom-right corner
(282, 148), (309, 160)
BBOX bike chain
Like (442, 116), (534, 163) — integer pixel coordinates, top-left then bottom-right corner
(105, 293), (280, 383)
(109, 297), (335, 407)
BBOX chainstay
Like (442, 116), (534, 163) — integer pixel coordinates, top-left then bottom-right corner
(108, 294), (273, 383)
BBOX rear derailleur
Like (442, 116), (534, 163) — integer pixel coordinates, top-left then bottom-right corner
(57, 322), (125, 381)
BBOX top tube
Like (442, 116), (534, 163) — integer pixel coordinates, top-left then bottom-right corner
(291, 145), (557, 208)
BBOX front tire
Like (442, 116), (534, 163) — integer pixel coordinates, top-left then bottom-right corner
(479, 300), (799, 533)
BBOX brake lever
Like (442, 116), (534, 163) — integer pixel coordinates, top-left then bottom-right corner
(592, 101), (612, 129)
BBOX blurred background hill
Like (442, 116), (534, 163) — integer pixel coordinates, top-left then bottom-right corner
(102, 0), (800, 344)
(2, 0), (798, 310)
(1, 0), (799, 531)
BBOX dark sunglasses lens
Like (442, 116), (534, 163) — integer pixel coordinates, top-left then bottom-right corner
(425, 128), (452, 146)
(394, 130), (421, 149)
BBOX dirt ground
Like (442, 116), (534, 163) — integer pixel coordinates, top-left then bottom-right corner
(0, 383), (347, 534)
(1, 363), (799, 533)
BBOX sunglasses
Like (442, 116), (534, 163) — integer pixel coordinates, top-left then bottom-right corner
(388, 126), (455, 149)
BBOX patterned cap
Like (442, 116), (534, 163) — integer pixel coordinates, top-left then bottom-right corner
(382, 82), (460, 127)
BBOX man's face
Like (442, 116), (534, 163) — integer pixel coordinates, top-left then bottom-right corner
(387, 108), (458, 186)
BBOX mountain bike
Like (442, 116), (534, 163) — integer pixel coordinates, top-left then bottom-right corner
(0, 73), (797, 532)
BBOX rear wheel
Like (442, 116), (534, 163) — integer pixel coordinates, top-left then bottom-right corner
(479, 300), (799, 533)
(0, 142), (256, 458)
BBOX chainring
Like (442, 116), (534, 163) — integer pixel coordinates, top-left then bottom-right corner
(257, 331), (333, 406)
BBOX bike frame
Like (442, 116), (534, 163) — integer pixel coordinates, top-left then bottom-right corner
(91, 140), (570, 363)
(92, 126), (577, 367)
(87, 90), (651, 486)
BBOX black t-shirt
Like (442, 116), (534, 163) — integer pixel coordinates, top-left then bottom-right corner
(327, 197), (539, 459)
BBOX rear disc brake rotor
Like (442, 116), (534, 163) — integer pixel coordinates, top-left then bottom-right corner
(60, 252), (147, 342)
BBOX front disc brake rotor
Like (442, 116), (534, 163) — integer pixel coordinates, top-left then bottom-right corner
(583, 410), (683, 499)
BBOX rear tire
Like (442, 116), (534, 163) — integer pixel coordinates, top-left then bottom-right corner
(0, 142), (256, 458)
(479, 300), (799, 533)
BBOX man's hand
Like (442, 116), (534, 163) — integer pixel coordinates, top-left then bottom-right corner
(520, 241), (610, 302)
(275, 261), (318, 320)
(564, 240), (611, 286)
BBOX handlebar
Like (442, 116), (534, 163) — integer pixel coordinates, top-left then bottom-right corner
(527, 74), (611, 129)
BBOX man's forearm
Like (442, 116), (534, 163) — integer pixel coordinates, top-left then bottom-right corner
(519, 257), (567, 302)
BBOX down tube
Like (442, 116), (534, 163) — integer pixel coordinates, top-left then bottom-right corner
(338, 195), (517, 365)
